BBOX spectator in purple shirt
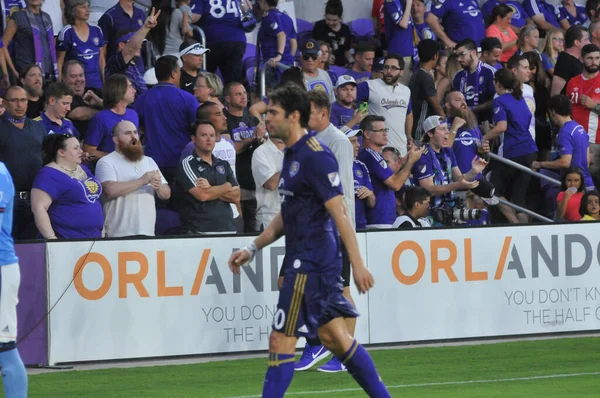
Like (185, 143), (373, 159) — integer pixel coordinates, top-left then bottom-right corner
(330, 75), (367, 132)
(346, 128), (375, 230)
(345, 42), (375, 84)
(31, 133), (104, 239)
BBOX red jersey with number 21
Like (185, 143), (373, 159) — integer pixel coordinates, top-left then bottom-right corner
(566, 74), (600, 144)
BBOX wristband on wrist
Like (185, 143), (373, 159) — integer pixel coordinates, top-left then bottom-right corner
(241, 242), (258, 264)
(277, 52), (283, 56)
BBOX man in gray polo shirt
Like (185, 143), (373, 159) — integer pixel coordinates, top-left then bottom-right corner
(175, 120), (240, 234)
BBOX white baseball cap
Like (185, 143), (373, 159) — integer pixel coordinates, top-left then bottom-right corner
(345, 129), (363, 138)
(335, 75), (357, 89)
(422, 115), (447, 134)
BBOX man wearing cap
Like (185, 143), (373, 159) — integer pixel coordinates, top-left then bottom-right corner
(345, 42), (375, 84)
(301, 39), (336, 103)
(346, 128), (375, 230)
(330, 75), (367, 132)
(357, 115), (422, 229)
(105, 9), (160, 95)
(411, 115), (486, 211)
(133, 55), (199, 186)
(179, 39), (209, 95)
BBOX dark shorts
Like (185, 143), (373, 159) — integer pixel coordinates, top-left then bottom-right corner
(272, 272), (359, 339)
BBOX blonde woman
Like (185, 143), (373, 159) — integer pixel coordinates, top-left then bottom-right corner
(436, 52), (459, 104)
(541, 29), (564, 76)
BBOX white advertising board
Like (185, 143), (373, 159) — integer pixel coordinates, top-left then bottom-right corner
(47, 234), (369, 364)
(366, 224), (600, 344)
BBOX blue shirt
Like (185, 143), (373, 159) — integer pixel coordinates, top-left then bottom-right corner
(430, 0), (485, 45)
(451, 122), (482, 175)
(522, 0), (564, 28)
(344, 69), (371, 84)
(279, 133), (343, 275)
(330, 102), (357, 130)
(133, 83), (199, 168)
(558, 120), (593, 189)
(353, 159), (372, 230)
(453, 61), (496, 120)
(259, 8), (295, 65)
(412, 144), (458, 208)
(558, 4), (588, 26)
(357, 148), (395, 226)
(35, 112), (80, 138)
(384, 0), (414, 57)
(105, 51), (147, 95)
(414, 14), (436, 40)
(196, 0), (247, 45)
(481, 0), (529, 28)
(492, 93), (537, 159)
(541, 52), (555, 72)
(57, 24), (105, 90)
(0, 162), (17, 266)
(86, 108), (139, 153)
(97, 3), (145, 74)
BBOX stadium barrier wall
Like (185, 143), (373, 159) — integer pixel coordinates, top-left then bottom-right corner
(37, 223), (600, 365)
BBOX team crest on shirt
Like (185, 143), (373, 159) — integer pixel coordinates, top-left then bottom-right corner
(420, 164), (427, 174)
(458, 131), (475, 146)
(93, 37), (99, 46)
(494, 107), (500, 114)
(355, 169), (363, 178)
(216, 165), (226, 175)
(138, 19), (143, 26)
(289, 161), (300, 177)
(271, 22), (278, 30)
(379, 160), (387, 169)
(328, 172), (340, 187)
(80, 178), (101, 203)
(479, 77), (484, 85)
(309, 82), (327, 93)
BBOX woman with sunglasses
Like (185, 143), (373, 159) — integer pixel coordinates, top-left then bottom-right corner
(31, 134), (104, 239)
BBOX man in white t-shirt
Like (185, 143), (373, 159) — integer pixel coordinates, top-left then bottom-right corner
(356, 54), (413, 156)
(96, 120), (171, 237)
(251, 135), (284, 230)
(507, 54), (536, 140)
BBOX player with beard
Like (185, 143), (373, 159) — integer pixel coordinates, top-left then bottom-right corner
(96, 120), (171, 237)
(20, 65), (44, 119)
(357, 54), (413, 156)
(330, 75), (367, 132)
(445, 90), (490, 176)
(565, 44), (600, 186)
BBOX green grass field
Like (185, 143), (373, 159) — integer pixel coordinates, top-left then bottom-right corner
(26, 337), (600, 397)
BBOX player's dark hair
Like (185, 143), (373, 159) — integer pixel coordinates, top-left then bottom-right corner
(41, 133), (76, 165)
(488, 4), (513, 26)
(268, 83), (311, 128)
(565, 25), (587, 49)
(154, 55), (179, 82)
(404, 187), (431, 211)
(582, 43), (600, 58)
(62, 60), (85, 79)
(506, 53), (527, 71)
(522, 51), (547, 88)
(45, 82), (73, 105)
(561, 166), (585, 192)
(103, 74), (130, 109)
(325, 0), (343, 18)
(418, 39), (441, 63)
(191, 119), (216, 137)
(308, 90), (331, 116)
(360, 115), (385, 132)
(548, 94), (572, 117)
(354, 41), (376, 55)
(480, 37), (502, 53)
(580, 190), (600, 217)
(279, 67), (305, 89)
(384, 53), (405, 69)
(196, 102), (219, 120)
(264, 0), (278, 7)
(495, 68), (522, 100)
(19, 64), (43, 82)
(455, 38), (477, 53)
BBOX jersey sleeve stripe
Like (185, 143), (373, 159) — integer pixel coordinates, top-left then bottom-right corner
(182, 157), (198, 185)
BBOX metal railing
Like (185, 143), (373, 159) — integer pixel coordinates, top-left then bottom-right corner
(488, 153), (561, 186)
(191, 26), (208, 68)
(494, 196), (554, 223)
(260, 62), (291, 100)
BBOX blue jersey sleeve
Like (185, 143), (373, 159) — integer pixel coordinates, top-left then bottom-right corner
(265, 12), (283, 35)
(305, 147), (344, 204)
(56, 26), (71, 52)
(430, 0), (450, 20)
(362, 163), (373, 191)
(521, 0), (536, 19)
(361, 149), (394, 183)
(356, 82), (370, 103)
(492, 97), (507, 124)
(541, 53), (554, 71)
(384, 0), (403, 25)
(554, 4), (566, 21)
(412, 153), (434, 181)
(557, 131), (573, 157)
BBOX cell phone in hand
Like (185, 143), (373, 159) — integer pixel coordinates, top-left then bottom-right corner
(359, 102), (368, 113)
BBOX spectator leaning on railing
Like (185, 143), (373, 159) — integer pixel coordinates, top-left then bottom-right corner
(31, 134), (104, 239)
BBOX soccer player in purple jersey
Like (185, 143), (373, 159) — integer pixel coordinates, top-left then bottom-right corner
(229, 84), (391, 398)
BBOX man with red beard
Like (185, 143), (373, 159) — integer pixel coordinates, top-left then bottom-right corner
(96, 120), (171, 237)
(444, 90), (490, 176)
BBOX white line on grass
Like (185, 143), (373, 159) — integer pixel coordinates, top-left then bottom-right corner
(227, 371), (600, 398)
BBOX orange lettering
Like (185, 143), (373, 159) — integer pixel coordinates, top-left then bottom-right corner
(431, 239), (458, 283)
(74, 252), (112, 300)
(464, 238), (487, 281)
(118, 252), (150, 298)
(191, 249), (211, 295)
(157, 251), (184, 297)
(494, 236), (512, 280)
(391, 241), (425, 285)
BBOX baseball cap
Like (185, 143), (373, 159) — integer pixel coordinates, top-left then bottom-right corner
(179, 42), (210, 57)
(345, 129), (363, 138)
(301, 39), (320, 55)
(335, 75), (357, 89)
(143, 68), (158, 86)
(422, 115), (447, 133)
(372, 57), (385, 72)
(117, 32), (135, 44)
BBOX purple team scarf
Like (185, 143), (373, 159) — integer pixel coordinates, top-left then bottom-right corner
(25, 9), (58, 80)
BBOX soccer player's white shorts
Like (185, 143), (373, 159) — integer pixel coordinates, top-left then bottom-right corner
(0, 263), (20, 343)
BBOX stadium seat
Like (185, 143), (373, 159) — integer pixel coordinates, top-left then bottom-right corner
(155, 208), (181, 236)
(244, 43), (258, 62)
(296, 18), (314, 34)
(351, 18), (375, 38)
(243, 56), (257, 74)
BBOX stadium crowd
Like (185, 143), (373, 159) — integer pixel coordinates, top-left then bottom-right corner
(0, 0), (599, 240)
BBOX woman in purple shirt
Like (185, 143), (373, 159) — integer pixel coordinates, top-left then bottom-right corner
(31, 134), (104, 239)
